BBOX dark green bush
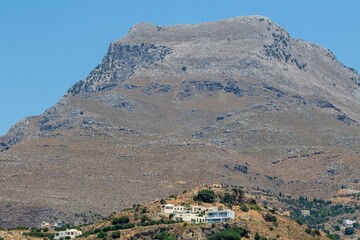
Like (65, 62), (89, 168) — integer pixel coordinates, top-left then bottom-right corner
(263, 213), (277, 222)
(23, 232), (54, 238)
(221, 193), (233, 204)
(193, 189), (216, 203)
(154, 231), (176, 240)
(111, 231), (120, 239)
(208, 227), (249, 240)
(111, 216), (130, 225)
(254, 232), (268, 240)
(327, 233), (341, 240)
(97, 231), (106, 239)
(239, 203), (249, 212)
(250, 204), (263, 212)
(333, 225), (340, 231)
(344, 227), (355, 235)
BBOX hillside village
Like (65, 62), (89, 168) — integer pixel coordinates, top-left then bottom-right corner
(2, 184), (354, 240)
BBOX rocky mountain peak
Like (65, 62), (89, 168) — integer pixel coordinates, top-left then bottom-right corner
(122, 15), (289, 45)
(67, 16), (294, 96)
(1, 16), (360, 228)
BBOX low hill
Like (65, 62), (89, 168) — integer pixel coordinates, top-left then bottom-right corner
(1, 185), (333, 240)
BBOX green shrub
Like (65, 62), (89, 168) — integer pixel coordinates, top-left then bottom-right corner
(193, 189), (216, 203)
(305, 227), (320, 236)
(15, 226), (29, 230)
(239, 203), (249, 212)
(295, 219), (303, 225)
(154, 231), (176, 240)
(333, 225), (340, 231)
(111, 231), (120, 239)
(97, 231), (106, 239)
(344, 227), (355, 235)
(254, 232), (268, 240)
(208, 227), (249, 240)
(113, 223), (135, 230)
(111, 216), (130, 225)
(221, 193), (233, 204)
(22, 232), (54, 238)
(327, 233), (341, 240)
(250, 204), (263, 212)
(263, 213), (277, 222)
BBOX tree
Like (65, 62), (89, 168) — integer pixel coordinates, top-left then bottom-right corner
(193, 189), (216, 203)
(232, 187), (245, 203)
(221, 193), (233, 204)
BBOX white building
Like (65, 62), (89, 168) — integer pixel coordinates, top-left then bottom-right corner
(161, 204), (234, 224)
(343, 219), (357, 228)
(206, 209), (235, 223)
(173, 213), (206, 224)
(40, 221), (51, 229)
(301, 210), (311, 216)
(162, 204), (175, 214)
(54, 229), (82, 239)
(161, 204), (218, 215)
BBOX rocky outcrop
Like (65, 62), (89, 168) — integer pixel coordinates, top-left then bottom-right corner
(0, 118), (30, 151)
(67, 43), (172, 95)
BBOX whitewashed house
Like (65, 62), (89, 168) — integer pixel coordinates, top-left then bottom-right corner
(54, 229), (82, 239)
(162, 204), (175, 214)
(161, 204), (234, 224)
(40, 221), (51, 229)
(206, 209), (235, 223)
(173, 213), (206, 224)
(301, 210), (311, 216)
(343, 219), (357, 228)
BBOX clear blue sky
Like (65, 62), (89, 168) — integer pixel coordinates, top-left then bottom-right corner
(0, 0), (359, 135)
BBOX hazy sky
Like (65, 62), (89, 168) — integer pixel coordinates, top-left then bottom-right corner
(0, 0), (359, 135)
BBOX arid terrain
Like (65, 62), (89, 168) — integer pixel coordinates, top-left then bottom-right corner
(0, 16), (359, 228)
(0, 185), (331, 240)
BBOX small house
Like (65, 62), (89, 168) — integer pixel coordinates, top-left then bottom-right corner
(343, 219), (357, 228)
(301, 210), (310, 216)
(54, 229), (82, 239)
(205, 209), (235, 223)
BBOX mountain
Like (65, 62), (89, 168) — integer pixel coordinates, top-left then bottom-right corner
(0, 16), (359, 228)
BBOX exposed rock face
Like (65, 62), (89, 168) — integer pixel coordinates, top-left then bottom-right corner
(68, 43), (172, 95)
(0, 16), (360, 227)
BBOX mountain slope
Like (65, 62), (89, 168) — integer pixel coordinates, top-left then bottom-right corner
(0, 16), (359, 227)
